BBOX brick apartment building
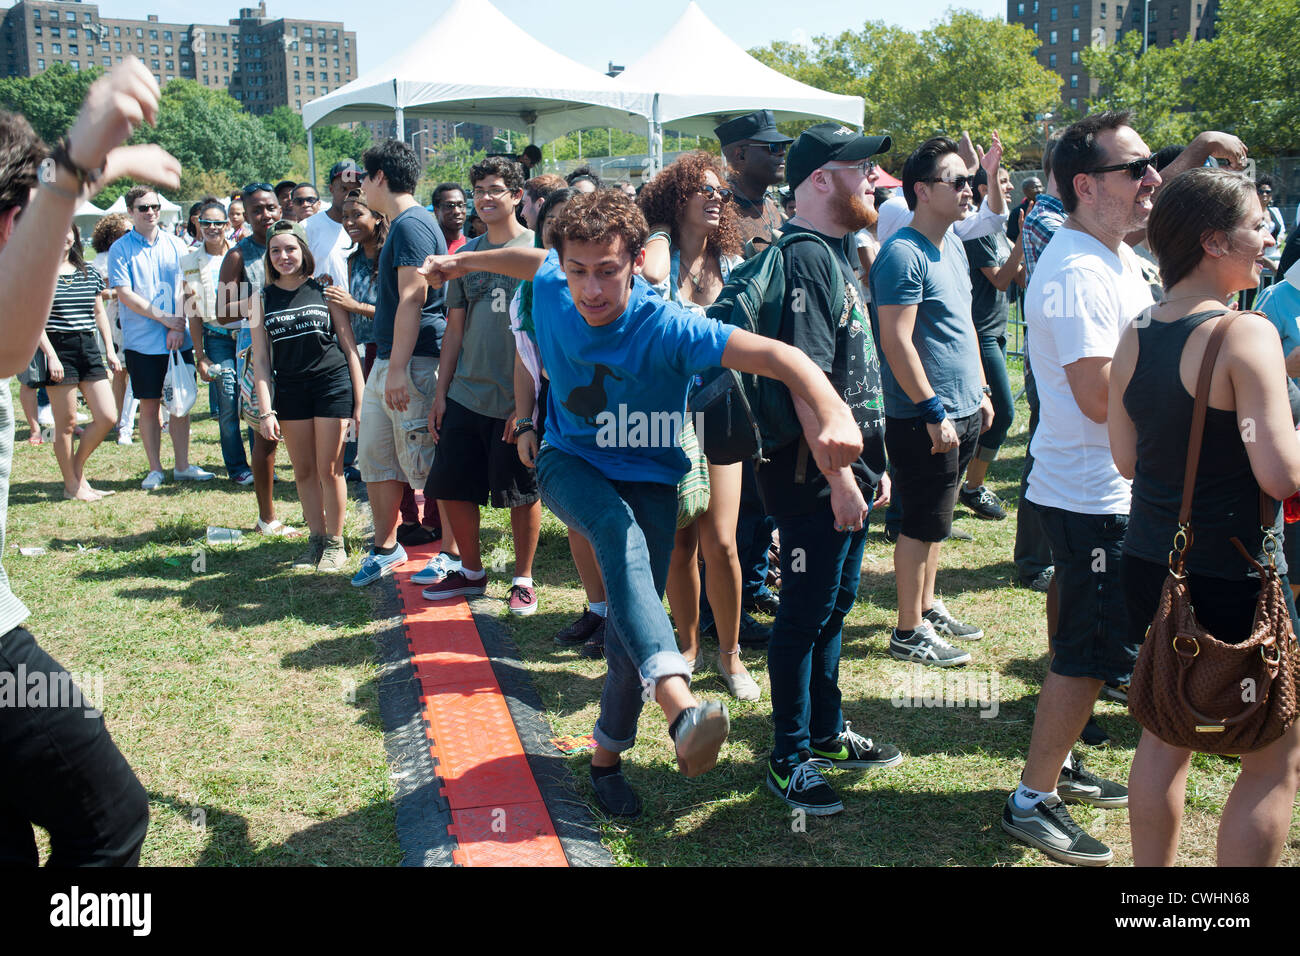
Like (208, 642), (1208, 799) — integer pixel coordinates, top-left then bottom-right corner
(0, 0), (357, 115)
(1006, 0), (1220, 108)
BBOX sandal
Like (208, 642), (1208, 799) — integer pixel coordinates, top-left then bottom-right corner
(716, 653), (762, 702)
(255, 518), (303, 538)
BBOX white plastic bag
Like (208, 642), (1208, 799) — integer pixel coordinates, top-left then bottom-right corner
(162, 349), (197, 418)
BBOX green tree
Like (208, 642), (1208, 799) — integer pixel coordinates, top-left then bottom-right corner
(416, 138), (488, 200)
(0, 63), (99, 145)
(1082, 32), (1204, 149)
(750, 12), (1062, 167)
(261, 105), (307, 148)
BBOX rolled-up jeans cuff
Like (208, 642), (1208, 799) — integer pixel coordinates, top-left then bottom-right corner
(640, 650), (691, 688)
(592, 721), (637, 753)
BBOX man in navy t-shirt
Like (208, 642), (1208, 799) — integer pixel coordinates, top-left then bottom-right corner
(351, 140), (449, 588)
(418, 190), (865, 820)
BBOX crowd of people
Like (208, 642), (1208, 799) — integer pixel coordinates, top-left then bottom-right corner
(3, 58), (1300, 869)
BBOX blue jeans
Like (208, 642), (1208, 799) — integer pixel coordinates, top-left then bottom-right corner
(537, 445), (690, 753)
(768, 500), (869, 761)
(976, 333), (1015, 460)
(204, 328), (249, 476)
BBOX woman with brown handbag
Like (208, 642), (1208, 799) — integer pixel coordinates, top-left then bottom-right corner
(1108, 166), (1300, 866)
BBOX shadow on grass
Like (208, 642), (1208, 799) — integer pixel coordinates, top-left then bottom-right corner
(149, 792), (401, 866)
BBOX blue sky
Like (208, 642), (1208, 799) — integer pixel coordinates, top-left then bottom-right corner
(73, 0), (1007, 74)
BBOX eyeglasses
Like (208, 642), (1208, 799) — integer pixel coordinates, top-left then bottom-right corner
(293, 195), (321, 205)
(697, 184), (734, 202)
(1085, 155), (1156, 180)
(471, 186), (513, 200)
(742, 142), (787, 155)
(242, 182), (275, 196)
(824, 160), (878, 178)
(438, 200), (468, 210)
(198, 218), (228, 227)
(922, 175), (975, 192)
(135, 203), (161, 213)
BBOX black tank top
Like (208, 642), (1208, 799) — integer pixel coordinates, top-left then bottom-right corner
(261, 279), (348, 382)
(1122, 309), (1285, 577)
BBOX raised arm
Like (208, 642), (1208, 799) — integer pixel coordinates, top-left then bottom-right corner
(419, 247), (548, 287)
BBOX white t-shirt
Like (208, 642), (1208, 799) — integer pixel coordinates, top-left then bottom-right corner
(875, 193), (1009, 245)
(303, 209), (351, 287)
(1025, 225), (1154, 515)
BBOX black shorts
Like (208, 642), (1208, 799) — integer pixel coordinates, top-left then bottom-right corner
(124, 348), (193, 401)
(47, 330), (107, 386)
(273, 366), (354, 421)
(884, 411), (980, 542)
(1123, 553), (1300, 651)
(1032, 502), (1134, 684)
(427, 396), (540, 508)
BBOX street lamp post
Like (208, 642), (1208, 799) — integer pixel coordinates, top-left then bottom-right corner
(410, 128), (431, 150)
(1142, 0), (1150, 53)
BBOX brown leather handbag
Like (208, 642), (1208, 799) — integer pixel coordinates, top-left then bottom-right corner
(1128, 312), (1300, 754)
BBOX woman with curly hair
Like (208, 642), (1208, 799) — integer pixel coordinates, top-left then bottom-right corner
(638, 151), (758, 700)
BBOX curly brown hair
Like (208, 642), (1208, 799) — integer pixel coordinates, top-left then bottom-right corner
(549, 189), (649, 262)
(91, 213), (131, 253)
(636, 151), (742, 258)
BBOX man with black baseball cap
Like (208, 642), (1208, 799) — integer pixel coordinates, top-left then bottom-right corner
(760, 122), (901, 817)
(304, 159), (364, 288)
(716, 110), (793, 254)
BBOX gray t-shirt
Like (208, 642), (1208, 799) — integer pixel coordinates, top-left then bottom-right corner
(0, 382), (31, 643)
(870, 226), (984, 420)
(444, 229), (534, 420)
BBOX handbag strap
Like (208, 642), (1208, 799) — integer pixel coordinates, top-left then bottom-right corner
(1178, 311), (1240, 527)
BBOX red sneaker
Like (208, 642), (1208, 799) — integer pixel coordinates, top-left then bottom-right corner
(507, 584), (538, 616)
(422, 570), (487, 601)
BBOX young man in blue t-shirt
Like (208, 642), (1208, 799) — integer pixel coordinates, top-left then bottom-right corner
(418, 190), (865, 819)
(872, 136), (996, 667)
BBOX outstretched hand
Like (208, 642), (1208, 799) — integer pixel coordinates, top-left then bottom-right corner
(65, 58), (165, 175)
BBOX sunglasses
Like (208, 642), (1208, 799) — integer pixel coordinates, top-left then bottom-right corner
(743, 142), (787, 155)
(242, 182), (275, 197)
(697, 184), (734, 202)
(135, 203), (161, 213)
(198, 218), (228, 227)
(1085, 155), (1156, 180)
(438, 200), (468, 210)
(825, 159), (878, 178)
(922, 175), (975, 192)
(293, 195), (321, 205)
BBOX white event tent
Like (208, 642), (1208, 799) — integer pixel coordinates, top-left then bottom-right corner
(73, 199), (108, 233)
(301, 0), (651, 180)
(565, 2), (866, 173)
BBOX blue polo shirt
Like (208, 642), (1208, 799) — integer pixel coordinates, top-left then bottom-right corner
(106, 227), (192, 355)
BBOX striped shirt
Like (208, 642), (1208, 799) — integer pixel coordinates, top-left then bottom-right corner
(1022, 192), (1066, 280)
(0, 382), (31, 644)
(47, 268), (105, 334)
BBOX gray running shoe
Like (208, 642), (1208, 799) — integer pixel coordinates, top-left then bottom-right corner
(1001, 792), (1113, 866)
(924, 598), (984, 641)
(889, 619), (972, 667)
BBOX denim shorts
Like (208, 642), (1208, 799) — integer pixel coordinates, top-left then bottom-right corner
(1031, 501), (1134, 684)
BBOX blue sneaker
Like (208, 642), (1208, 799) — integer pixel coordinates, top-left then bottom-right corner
(410, 552), (462, 585)
(350, 544), (408, 587)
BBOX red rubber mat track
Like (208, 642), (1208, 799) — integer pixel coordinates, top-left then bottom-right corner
(395, 541), (568, 867)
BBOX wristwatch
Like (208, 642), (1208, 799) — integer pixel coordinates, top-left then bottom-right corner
(981, 385), (993, 396)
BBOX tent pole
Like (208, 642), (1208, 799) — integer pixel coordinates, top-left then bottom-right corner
(395, 106), (404, 142)
(307, 127), (316, 186)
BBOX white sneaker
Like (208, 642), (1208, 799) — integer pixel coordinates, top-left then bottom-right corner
(174, 464), (216, 481)
(37, 405), (53, 427)
(141, 470), (165, 490)
(116, 432), (134, 445)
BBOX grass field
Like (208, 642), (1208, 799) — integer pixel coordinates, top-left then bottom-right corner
(11, 360), (1300, 867)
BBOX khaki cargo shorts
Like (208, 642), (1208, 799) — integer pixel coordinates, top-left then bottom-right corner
(357, 355), (438, 489)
